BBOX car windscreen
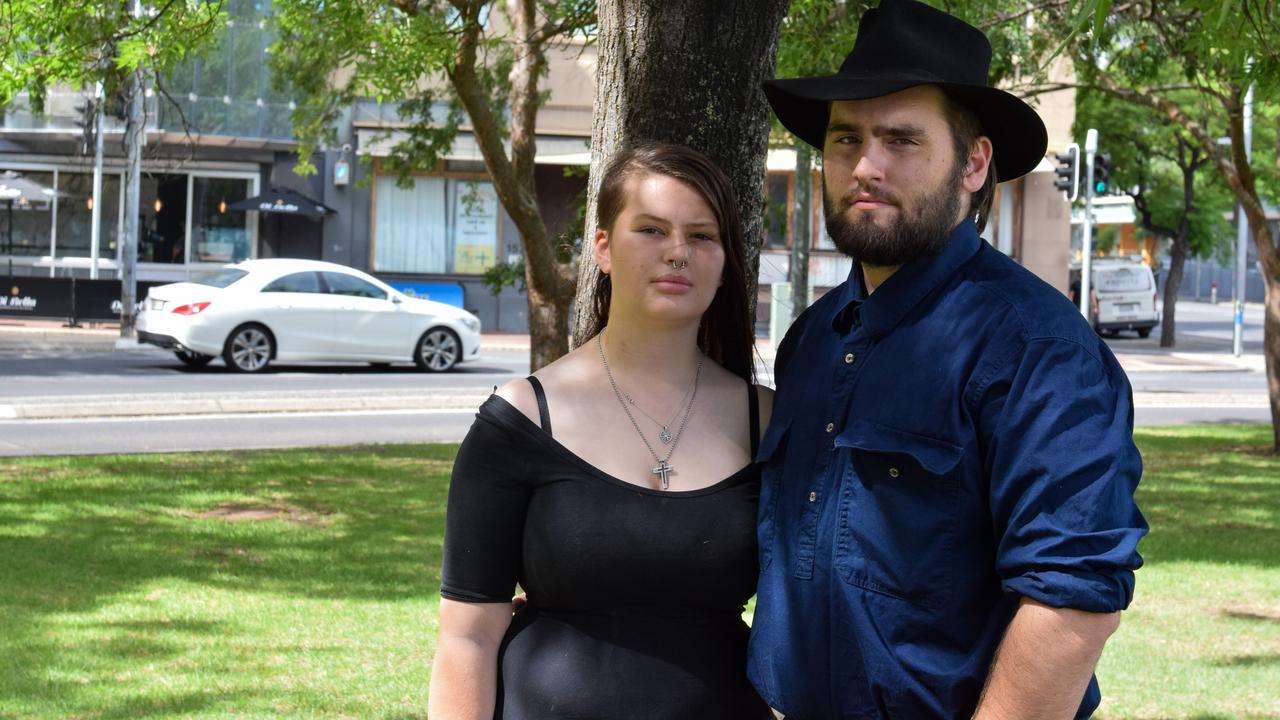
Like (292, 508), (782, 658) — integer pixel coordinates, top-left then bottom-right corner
(1094, 266), (1151, 292)
(191, 268), (250, 288)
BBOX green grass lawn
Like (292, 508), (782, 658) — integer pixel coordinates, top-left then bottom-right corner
(0, 426), (1277, 718)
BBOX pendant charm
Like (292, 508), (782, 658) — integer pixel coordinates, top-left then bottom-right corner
(652, 460), (673, 490)
(659, 427), (673, 444)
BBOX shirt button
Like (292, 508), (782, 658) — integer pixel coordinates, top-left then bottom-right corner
(888, 467), (900, 478)
(808, 491), (817, 503)
(845, 353), (856, 364)
(825, 422), (835, 433)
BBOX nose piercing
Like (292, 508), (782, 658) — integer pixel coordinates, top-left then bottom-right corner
(670, 259), (688, 270)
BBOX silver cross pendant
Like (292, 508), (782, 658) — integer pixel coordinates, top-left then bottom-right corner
(651, 460), (673, 490)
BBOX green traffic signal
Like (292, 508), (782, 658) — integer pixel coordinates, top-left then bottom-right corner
(1092, 152), (1111, 195)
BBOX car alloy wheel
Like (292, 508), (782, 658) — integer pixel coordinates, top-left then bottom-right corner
(223, 324), (274, 372)
(415, 328), (460, 372)
(174, 349), (214, 368)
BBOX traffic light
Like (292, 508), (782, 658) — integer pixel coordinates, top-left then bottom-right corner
(1054, 144), (1079, 202)
(75, 99), (96, 155)
(1092, 152), (1111, 195)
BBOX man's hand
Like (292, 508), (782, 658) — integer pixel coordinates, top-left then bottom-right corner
(973, 597), (1121, 720)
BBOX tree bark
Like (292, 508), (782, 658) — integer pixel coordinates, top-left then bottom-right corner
(789, 142), (813, 327)
(571, 0), (791, 346)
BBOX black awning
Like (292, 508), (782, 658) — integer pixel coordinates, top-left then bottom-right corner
(227, 187), (335, 217)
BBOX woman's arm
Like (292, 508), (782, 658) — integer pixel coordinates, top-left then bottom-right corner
(428, 598), (515, 720)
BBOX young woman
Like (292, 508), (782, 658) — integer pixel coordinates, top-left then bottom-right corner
(429, 144), (773, 719)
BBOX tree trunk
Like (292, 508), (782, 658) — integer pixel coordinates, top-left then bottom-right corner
(789, 142), (813, 327)
(448, 0), (574, 370)
(1260, 232), (1280, 453)
(1160, 234), (1188, 348)
(119, 67), (143, 340)
(571, 0), (791, 346)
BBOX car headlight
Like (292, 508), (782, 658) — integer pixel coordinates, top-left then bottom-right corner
(460, 315), (480, 333)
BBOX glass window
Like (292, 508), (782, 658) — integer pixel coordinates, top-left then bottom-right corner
(374, 175), (448, 272)
(262, 271), (321, 293)
(763, 174), (790, 248)
(373, 175), (500, 274)
(191, 176), (252, 264)
(0, 169), (55, 257)
(55, 171), (121, 259)
(140, 174), (189, 264)
(192, 267), (249, 288)
(323, 272), (386, 299)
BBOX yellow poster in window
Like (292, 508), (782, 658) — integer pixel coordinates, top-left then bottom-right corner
(454, 244), (496, 274)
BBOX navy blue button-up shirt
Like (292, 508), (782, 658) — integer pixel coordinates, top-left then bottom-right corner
(748, 220), (1147, 719)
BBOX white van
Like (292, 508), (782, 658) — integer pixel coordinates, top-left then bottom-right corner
(1087, 260), (1160, 338)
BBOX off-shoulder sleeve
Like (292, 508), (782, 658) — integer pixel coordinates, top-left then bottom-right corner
(439, 401), (533, 603)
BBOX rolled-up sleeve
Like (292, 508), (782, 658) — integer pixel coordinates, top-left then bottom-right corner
(439, 409), (531, 603)
(975, 337), (1147, 613)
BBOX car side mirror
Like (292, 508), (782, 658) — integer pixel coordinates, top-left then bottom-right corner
(391, 295), (403, 304)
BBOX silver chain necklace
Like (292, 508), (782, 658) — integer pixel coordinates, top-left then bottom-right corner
(623, 370), (696, 444)
(597, 332), (702, 490)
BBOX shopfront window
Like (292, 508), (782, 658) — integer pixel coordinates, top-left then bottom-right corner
(0, 169), (55, 257)
(140, 174), (189, 264)
(373, 175), (500, 274)
(764, 173), (790, 248)
(190, 176), (252, 263)
(55, 171), (121, 259)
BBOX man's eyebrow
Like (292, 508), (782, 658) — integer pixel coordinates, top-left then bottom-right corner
(825, 121), (928, 137)
(872, 123), (927, 137)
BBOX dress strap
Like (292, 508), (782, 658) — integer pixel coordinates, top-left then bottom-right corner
(748, 384), (760, 457)
(526, 375), (552, 436)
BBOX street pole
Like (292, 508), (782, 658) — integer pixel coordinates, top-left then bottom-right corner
(1079, 128), (1098, 321)
(1232, 78), (1253, 358)
(89, 81), (105, 281)
(119, 0), (144, 340)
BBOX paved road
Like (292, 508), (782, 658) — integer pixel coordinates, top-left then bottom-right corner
(0, 301), (1272, 455)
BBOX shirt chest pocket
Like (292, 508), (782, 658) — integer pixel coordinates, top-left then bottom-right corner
(834, 420), (965, 610)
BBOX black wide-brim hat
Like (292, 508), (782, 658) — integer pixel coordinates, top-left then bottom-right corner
(764, 0), (1048, 182)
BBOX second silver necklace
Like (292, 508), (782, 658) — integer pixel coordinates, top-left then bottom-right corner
(597, 332), (702, 490)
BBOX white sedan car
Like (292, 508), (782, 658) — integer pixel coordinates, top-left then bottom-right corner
(137, 259), (482, 372)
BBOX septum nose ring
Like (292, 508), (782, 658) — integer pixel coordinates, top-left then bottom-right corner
(670, 259), (688, 270)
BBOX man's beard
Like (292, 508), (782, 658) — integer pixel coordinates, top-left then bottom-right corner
(822, 163), (966, 266)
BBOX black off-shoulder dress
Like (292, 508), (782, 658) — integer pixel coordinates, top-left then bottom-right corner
(440, 380), (771, 719)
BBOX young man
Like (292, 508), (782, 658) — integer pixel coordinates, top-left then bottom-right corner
(749, 1), (1147, 718)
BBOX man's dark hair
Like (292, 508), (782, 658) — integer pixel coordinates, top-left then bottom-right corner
(588, 143), (755, 382)
(941, 90), (997, 233)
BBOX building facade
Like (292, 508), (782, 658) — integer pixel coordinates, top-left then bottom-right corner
(2, 8), (1076, 335)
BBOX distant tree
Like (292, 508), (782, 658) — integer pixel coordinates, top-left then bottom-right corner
(0, 1), (224, 111)
(0, 0), (227, 337)
(1037, 0), (1280, 450)
(1076, 88), (1234, 347)
(569, 0), (791, 346)
(270, 0), (594, 370)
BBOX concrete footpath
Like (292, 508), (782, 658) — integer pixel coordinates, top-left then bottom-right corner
(0, 317), (1268, 421)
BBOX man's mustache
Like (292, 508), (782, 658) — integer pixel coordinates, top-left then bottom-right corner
(836, 184), (902, 210)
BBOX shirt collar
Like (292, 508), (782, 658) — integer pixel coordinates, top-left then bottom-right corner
(832, 219), (984, 338)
